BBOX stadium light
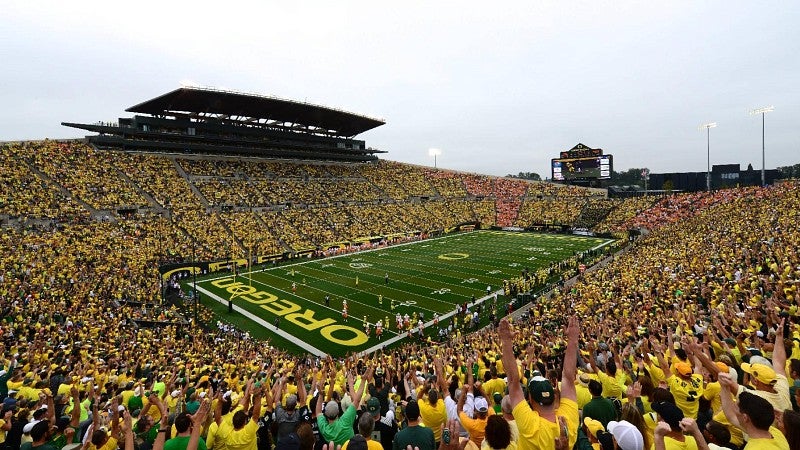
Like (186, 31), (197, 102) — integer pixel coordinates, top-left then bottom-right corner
(428, 148), (442, 168)
(750, 106), (774, 187)
(699, 122), (717, 192)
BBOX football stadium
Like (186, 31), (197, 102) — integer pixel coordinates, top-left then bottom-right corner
(3, 4), (800, 450)
(2, 85), (799, 450)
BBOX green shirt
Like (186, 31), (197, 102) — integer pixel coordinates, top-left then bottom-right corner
(317, 404), (356, 446)
(582, 397), (617, 428)
(392, 425), (435, 450)
(20, 443), (58, 450)
(164, 435), (207, 450)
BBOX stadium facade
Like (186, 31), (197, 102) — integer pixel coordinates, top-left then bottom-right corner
(63, 86), (386, 162)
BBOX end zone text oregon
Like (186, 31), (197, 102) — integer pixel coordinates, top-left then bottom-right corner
(211, 277), (368, 347)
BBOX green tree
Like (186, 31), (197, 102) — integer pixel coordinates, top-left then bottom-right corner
(778, 163), (800, 178)
(611, 168), (649, 186)
(507, 172), (542, 181)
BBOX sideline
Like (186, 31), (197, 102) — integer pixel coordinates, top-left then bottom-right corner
(195, 285), (327, 357)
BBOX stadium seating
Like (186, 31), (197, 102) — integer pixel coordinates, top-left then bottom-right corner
(2, 140), (798, 450)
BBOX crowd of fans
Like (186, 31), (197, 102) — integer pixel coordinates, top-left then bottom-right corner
(1, 141), (800, 450)
(3, 141), (628, 255)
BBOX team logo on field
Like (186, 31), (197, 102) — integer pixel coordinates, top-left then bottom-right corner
(461, 278), (479, 284)
(438, 253), (469, 260)
(349, 263), (373, 269)
(523, 247), (546, 252)
(431, 288), (451, 295)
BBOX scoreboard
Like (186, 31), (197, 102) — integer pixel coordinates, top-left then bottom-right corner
(551, 154), (613, 181)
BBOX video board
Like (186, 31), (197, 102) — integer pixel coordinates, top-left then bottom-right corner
(551, 155), (613, 181)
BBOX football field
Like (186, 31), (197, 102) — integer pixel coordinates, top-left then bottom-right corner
(192, 230), (613, 356)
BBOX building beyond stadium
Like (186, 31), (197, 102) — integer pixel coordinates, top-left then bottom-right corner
(63, 87), (386, 162)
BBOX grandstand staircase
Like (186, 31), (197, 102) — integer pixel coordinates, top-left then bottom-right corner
(23, 159), (103, 219)
(252, 212), (293, 253)
(172, 159), (210, 209)
(116, 170), (170, 217)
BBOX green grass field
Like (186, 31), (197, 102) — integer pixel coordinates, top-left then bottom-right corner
(192, 230), (613, 356)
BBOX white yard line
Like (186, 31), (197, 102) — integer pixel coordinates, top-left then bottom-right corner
(195, 285), (327, 357)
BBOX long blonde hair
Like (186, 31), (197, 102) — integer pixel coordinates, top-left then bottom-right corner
(621, 402), (651, 450)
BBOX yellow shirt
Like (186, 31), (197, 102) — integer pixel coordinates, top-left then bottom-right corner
(702, 382), (722, 414)
(206, 421), (227, 450)
(646, 363), (666, 386)
(667, 375), (704, 419)
(216, 419), (257, 450)
(512, 398), (578, 450)
(596, 371), (623, 398)
(96, 436), (118, 450)
(484, 378), (507, 398)
(743, 426), (789, 450)
(737, 375), (792, 412)
(712, 410), (743, 447)
(655, 434), (699, 450)
(418, 398), (447, 442)
(575, 385), (592, 410)
(342, 438), (383, 450)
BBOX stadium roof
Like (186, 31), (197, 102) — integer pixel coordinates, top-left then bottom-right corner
(126, 86), (386, 137)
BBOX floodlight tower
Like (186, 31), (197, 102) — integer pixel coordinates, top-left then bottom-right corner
(699, 122), (717, 192)
(428, 148), (442, 168)
(750, 106), (774, 187)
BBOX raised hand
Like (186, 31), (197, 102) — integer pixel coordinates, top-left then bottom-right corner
(554, 416), (569, 450)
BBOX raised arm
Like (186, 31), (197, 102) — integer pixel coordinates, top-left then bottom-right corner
(314, 367), (326, 418)
(772, 318), (788, 378)
(499, 319), (524, 408)
(272, 374), (285, 407)
(123, 410), (134, 450)
(110, 396), (121, 437)
(560, 316), (579, 402)
(685, 340), (722, 380)
(655, 340), (672, 380)
(717, 373), (741, 428)
(297, 368), (307, 406)
(353, 367), (371, 409)
(187, 399), (211, 450)
(251, 385), (263, 423)
(240, 379), (253, 412)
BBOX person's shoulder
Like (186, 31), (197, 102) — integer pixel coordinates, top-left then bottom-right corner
(245, 419), (259, 431)
(559, 397), (578, 409)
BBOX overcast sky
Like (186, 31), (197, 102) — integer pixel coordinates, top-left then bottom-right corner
(2, 1), (798, 177)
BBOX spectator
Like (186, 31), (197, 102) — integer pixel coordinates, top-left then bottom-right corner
(417, 378), (447, 445)
(717, 385), (789, 449)
(606, 420), (644, 450)
(365, 397), (396, 450)
(164, 412), (207, 450)
(391, 400), (434, 450)
(316, 369), (369, 447)
(341, 413), (380, 450)
(582, 380), (617, 428)
(483, 415), (513, 450)
(215, 383), (263, 450)
(499, 317), (580, 450)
